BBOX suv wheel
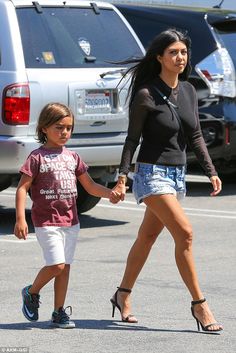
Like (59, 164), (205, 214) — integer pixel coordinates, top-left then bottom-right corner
(0, 175), (12, 192)
(76, 179), (105, 214)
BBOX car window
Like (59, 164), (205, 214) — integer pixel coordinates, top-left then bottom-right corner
(117, 11), (168, 49)
(212, 20), (236, 68)
(214, 31), (236, 68)
(16, 6), (143, 68)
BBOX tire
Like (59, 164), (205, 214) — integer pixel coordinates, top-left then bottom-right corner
(76, 178), (104, 214)
(216, 164), (236, 183)
(0, 175), (12, 192)
(218, 171), (236, 183)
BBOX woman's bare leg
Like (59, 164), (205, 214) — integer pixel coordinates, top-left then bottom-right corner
(144, 194), (222, 331)
(115, 207), (164, 320)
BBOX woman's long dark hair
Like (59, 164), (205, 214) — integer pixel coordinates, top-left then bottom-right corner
(123, 29), (192, 108)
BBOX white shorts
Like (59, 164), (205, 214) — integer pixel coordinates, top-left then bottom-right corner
(35, 224), (80, 266)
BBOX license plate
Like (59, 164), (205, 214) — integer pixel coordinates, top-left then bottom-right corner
(85, 90), (111, 114)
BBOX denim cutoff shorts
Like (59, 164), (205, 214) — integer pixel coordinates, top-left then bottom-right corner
(132, 163), (186, 204)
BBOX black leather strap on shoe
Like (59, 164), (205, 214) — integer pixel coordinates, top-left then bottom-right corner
(191, 298), (206, 306)
(117, 287), (132, 293)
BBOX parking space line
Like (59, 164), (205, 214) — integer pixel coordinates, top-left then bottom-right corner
(0, 234), (37, 243)
(98, 200), (236, 219)
(184, 207), (236, 214)
(97, 203), (145, 212)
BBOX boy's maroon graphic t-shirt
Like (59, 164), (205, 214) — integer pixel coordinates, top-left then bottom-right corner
(20, 146), (88, 227)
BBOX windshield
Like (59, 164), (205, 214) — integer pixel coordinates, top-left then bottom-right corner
(16, 6), (143, 68)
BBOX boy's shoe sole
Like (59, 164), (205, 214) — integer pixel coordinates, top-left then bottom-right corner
(50, 321), (76, 329)
(50, 306), (75, 328)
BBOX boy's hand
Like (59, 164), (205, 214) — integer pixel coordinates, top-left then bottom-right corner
(112, 181), (129, 201)
(109, 190), (122, 204)
(14, 221), (28, 240)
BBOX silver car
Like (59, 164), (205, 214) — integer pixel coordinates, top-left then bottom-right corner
(0, 0), (144, 212)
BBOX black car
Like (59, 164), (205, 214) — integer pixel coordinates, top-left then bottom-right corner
(117, 3), (236, 179)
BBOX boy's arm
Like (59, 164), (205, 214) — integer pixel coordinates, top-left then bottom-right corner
(14, 174), (33, 240)
(77, 172), (120, 202)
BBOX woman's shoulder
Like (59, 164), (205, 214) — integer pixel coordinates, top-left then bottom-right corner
(179, 81), (197, 103)
(136, 86), (153, 98)
(134, 86), (156, 103)
(180, 80), (196, 94)
(132, 86), (157, 110)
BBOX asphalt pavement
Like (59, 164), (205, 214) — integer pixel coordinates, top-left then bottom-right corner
(0, 178), (236, 353)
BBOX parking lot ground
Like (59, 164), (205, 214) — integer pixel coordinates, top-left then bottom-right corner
(0, 179), (236, 353)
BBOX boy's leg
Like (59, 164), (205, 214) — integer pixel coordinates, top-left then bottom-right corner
(54, 264), (70, 311)
(30, 226), (67, 294)
(51, 265), (75, 328)
(22, 226), (66, 322)
(30, 264), (65, 294)
(22, 264), (65, 322)
(51, 225), (79, 328)
(53, 224), (79, 310)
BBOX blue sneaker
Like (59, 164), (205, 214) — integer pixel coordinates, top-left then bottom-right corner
(21, 285), (40, 321)
(51, 306), (75, 329)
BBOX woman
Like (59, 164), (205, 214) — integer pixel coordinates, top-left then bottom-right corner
(110, 29), (223, 332)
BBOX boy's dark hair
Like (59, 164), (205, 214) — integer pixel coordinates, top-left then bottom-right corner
(36, 103), (74, 144)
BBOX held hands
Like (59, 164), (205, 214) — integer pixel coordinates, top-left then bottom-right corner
(210, 175), (222, 196)
(14, 220), (28, 240)
(109, 190), (122, 204)
(109, 176), (129, 203)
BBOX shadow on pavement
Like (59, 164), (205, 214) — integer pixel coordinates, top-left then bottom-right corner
(79, 214), (128, 229)
(0, 207), (128, 236)
(0, 208), (34, 235)
(0, 320), (220, 334)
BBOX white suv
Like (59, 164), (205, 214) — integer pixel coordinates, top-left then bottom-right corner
(0, 0), (144, 212)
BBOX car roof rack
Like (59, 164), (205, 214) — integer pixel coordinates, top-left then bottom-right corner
(32, 1), (43, 13)
(90, 2), (100, 15)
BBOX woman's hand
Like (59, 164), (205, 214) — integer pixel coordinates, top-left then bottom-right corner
(112, 176), (129, 201)
(109, 190), (121, 204)
(210, 175), (222, 196)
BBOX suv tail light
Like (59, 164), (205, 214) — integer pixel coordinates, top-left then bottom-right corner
(2, 83), (30, 125)
(195, 48), (236, 98)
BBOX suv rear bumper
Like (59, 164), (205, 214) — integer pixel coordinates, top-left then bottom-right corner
(0, 135), (125, 174)
(187, 122), (236, 175)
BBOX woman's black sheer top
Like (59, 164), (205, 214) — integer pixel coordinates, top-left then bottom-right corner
(119, 76), (217, 178)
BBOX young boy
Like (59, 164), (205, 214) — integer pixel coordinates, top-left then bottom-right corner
(14, 102), (120, 328)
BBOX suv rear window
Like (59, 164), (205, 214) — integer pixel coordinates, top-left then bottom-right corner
(212, 22), (236, 68)
(16, 6), (143, 68)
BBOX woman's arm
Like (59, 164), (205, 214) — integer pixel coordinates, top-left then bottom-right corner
(119, 88), (152, 175)
(114, 88), (152, 199)
(187, 89), (222, 195)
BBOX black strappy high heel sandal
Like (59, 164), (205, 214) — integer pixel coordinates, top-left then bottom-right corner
(110, 287), (138, 323)
(191, 298), (223, 332)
